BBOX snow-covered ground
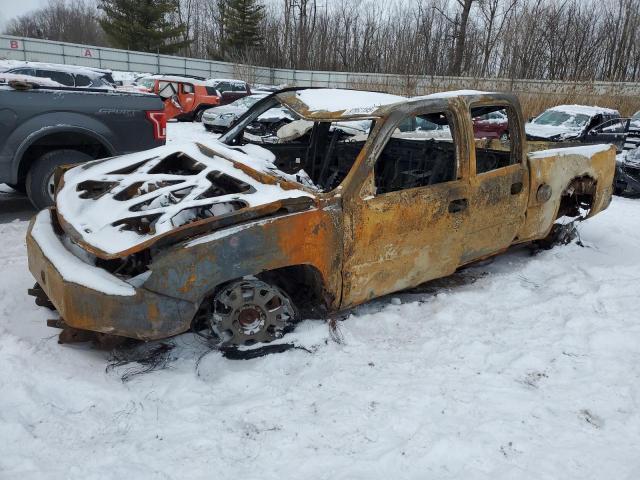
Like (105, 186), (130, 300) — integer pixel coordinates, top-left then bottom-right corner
(2, 123), (640, 479)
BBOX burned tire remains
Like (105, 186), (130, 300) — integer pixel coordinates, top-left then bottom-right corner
(210, 279), (298, 347)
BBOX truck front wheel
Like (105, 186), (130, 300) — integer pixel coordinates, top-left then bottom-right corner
(208, 279), (299, 347)
(26, 149), (93, 209)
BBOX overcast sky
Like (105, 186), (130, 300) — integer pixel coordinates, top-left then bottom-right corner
(0, 0), (48, 30)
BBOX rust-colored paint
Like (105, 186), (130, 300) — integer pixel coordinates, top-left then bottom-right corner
(27, 91), (616, 341)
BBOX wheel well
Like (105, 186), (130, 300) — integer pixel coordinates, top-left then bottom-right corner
(257, 265), (331, 317)
(17, 131), (110, 184)
(557, 175), (597, 219)
(194, 264), (330, 329)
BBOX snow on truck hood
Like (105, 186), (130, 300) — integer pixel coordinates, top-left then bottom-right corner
(56, 140), (314, 256)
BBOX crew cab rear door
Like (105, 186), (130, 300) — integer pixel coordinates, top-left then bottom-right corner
(341, 105), (471, 307)
(461, 103), (528, 264)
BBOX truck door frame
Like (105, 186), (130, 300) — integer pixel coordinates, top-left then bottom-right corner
(340, 99), (473, 308)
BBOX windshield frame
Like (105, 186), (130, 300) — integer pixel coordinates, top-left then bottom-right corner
(218, 91), (382, 194)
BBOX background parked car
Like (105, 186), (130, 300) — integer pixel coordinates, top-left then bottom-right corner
(136, 74), (221, 121)
(615, 147), (640, 196)
(1, 61), (115, 89)
(205, 78), (252, 105)
(473, 109), (509, 140)
(525, 104), (620, 143)
(202, 94), (267, 132)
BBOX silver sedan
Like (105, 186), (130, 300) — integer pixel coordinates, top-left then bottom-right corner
(202, 94), (266, 132)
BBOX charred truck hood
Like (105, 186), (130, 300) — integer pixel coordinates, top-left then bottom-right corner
(54, 140), (317, 259)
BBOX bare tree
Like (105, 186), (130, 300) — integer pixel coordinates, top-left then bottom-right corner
(5, 0), (106, 46)
(5, 0), (640, 83)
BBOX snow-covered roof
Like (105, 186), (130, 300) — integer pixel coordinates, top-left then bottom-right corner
(414, 89), (491, 100)
(0, 60), (112, 78)
(277, 89), (405, 118)
(547, 104), (620, 117)
(276, 89), (494, 119)
(140, 74), (208, 85)
(206, 78), (248, 85)
(0, 73), (63, 87)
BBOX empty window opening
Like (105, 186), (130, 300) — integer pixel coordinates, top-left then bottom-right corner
(232, 106), (372, 192)
(374, 111), (458, 194)
(472, 105), (519, 174)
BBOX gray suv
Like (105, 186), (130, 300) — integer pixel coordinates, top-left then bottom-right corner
(4, 65), (115, 89)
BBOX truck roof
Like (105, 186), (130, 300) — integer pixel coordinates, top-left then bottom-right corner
(275, 88), (493, 120)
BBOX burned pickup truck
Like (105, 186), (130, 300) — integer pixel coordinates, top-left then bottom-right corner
(26, 88), (615, 347)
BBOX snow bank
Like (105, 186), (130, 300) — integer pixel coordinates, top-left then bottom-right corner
(2, 122), (640, 479)
(3, 193), (640, 478)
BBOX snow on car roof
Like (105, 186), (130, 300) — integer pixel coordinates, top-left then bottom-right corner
(0, 60), (112, 77)
(142, 74), (208, 85)
(547, 104), (620, 117)
(413, 89), (491, 100)
(206, 78), (248, 87)
(0, 73), (63, 87)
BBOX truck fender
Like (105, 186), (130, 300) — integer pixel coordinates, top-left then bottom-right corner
(5, 112), (117, 184)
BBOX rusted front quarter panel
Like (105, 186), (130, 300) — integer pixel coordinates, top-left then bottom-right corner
(26, 213), (198, 341)
(143, 205), (343, 312)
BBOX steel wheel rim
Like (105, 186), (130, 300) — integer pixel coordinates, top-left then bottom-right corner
(211, 280), (295, 346)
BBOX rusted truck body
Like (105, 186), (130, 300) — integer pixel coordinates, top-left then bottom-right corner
(26, 88), (616, 346)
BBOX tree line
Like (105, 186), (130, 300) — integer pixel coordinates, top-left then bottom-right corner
(5, 0), (640, 83)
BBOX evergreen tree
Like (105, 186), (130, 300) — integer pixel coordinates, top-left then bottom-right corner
(98, 0), (190, 54)
(223, 0), (265, 57)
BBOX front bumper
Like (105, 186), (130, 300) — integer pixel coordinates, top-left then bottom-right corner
(26, 209), (198, 340)
(614, 164), (640, 196)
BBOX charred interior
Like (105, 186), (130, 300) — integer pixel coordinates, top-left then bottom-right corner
(237, 119), (370, 191)
(95, 250), (151, 279)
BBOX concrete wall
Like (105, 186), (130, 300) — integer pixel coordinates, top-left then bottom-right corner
(2, 34), (640, 97)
